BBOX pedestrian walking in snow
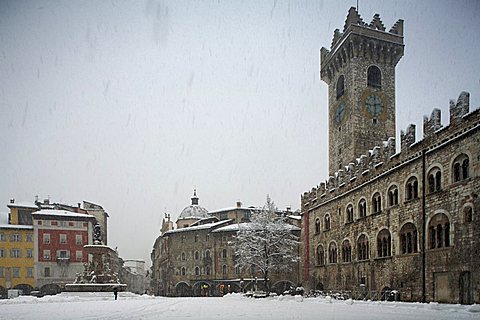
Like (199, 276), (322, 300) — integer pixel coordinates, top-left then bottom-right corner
(113, 287), (118, 300)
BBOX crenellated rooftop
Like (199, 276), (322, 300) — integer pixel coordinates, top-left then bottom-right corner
(320, 7), (404, 84)
(302, 91), (479, 211)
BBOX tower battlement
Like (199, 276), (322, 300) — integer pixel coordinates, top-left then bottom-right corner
(320, 7), (404, 84)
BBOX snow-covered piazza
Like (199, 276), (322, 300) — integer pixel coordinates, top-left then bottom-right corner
(1, 292), (479, 320)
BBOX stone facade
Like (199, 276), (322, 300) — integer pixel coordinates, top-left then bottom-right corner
(301, 7), (479, 304)
(151, 200), (301, 297)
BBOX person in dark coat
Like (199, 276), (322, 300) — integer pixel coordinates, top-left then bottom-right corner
(113, 287), (118, 300)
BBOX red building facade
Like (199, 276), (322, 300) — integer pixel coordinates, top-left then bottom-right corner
(33, 210), (95, 292)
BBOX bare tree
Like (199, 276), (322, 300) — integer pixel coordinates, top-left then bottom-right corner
(234, 196), (299, 295)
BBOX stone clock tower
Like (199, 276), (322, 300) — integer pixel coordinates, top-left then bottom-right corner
(320, 7), (404, 175)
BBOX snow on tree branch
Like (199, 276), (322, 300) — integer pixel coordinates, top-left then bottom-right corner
(234, 195), (299, 294)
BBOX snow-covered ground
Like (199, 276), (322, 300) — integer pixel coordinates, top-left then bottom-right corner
(1, 292), (479, 320)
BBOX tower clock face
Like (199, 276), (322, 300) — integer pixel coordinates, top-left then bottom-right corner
(335, 101), (346, 124)
(365, 93), (384, 117)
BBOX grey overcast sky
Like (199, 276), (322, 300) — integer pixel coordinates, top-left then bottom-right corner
(1, 0), (479, 265)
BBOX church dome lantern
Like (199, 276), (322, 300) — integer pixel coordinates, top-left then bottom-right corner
(176, 189), (209, 228)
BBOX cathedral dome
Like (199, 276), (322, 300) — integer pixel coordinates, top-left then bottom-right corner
(177, 190), (209, 222)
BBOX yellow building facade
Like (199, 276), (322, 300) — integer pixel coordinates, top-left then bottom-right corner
(0, 202), (37, 297)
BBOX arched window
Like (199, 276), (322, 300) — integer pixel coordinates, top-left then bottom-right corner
(194, 234), (199, 242)
(206, 266), (211, 275)
(367, 66), (381, 89)
(388, 185), (399, 206)
(324, 214), (331, 231)
(342, 240), (352, 263)
(372, 192), (382, 214)
(377, 229), (391, 258)
(400, 223), (418, 254)
(336, 75), (345, 99)
(181, 252), (186, 261)
(428, 213), (451, 249)
(195, 251), (199, 260)
(181, 267), (186, 276)
(428, 167), (442, 193)
(222, 265), (227, 276)
(358, 199), (367, 218)
(315, 218), (321, 234)
(453, 154), (469, 182)
(328, 242), (337, 264)
(406, 176), (419, 200)
(195, 266), (200, 276)
(316, 245), (325, 266)
(221, 249), (227, 259)
(235, 266), (240, 274)
(357, 234), (369, 261)
(346, 204), (354, 223)
(464, 206), (473, 223)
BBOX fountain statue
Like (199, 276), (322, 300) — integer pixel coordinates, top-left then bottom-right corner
(65, 223), (127, 292)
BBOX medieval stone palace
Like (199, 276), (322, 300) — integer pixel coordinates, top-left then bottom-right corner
(300, 7), (479, 304)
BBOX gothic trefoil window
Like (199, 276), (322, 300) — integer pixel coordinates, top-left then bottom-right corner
(377, 229), (391, 258)
(357, 234), (369, 261)
(342, 240), (352, 263)
(406, 176), (419, 200)
(388, 185), (399, 206)
(328, 242), (337, 264)
(367, 66), (382, 89)
(316, 245), (325, 266)
(428, 213), (451, 249)
(324, 214), (331, 231)
(400, 223), (418, 254)
(428, 167), (442, 193)
(346, 204), (354, 223)
(372, 192), (382, 214)
(453, 154), (469, 182)
(358, 199), (367, 218)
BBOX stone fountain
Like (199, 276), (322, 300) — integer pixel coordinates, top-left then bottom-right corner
(65, 223), (127, 292)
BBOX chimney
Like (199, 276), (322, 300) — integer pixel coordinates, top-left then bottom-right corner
(236, 201), (242, 208)
(44, 198), (50, 205)
(10, 198), (15, 204)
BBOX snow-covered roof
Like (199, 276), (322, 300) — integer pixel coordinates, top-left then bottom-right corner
(32, 209), (95, 219)
(213, 222), (301, 233)
(164, 220), (231, 235)
(7, 202), (38, 209)
(0, 224), (33, 230)
(207, 206), (257, 214)
(287, 215), (301, 221)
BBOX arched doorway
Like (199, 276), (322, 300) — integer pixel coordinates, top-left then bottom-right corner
(175, 282), (191, 297)
(192, 281), (211, 297)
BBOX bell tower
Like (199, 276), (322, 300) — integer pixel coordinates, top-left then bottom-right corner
(320, 7), (404, 175)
